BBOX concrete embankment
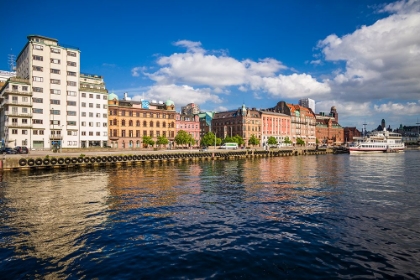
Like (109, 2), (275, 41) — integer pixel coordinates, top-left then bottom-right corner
(0, 148), (332, 172)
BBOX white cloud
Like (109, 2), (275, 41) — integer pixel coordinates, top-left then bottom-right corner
(373, 101), (420, 115)
(131, 66), (147, 77)
(317, 0), (420, 102)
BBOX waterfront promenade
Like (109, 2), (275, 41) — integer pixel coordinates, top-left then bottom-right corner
(1, 146), (330, 171)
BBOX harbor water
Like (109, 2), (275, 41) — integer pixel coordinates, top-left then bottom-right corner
(1, 151), (419, 279)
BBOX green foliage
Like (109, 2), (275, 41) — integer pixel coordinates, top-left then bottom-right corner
(223, 135), (244, 146)
(79, 154), (85, 158)
(201, 132), (220, 147)
(248, 134), (260, 146)
(142, 135), (154, 147)
(44, 155), (49, 159)
(283, 136), (292, 144)
(296, 137), (305, 146)
(175, 130), (195, 147)
(267, 136), (278, 145)
(316, 138), (320, 144)
(156, 136), (169, 146)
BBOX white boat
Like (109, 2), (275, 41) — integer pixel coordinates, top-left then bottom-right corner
(349, 129), (405, 154)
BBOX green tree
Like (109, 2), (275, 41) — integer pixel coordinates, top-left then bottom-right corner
(296, 137), (305, 146)
(142, 135), (154, 147)
(175, 130), (195, 147)
(232, 135), (244, 146)
(201, 132), (222, 147)
(267, 136), (278, 146)
(248, 134), (260, 146)
(283, 136), (292, 145)
(156, 136), (169, 147)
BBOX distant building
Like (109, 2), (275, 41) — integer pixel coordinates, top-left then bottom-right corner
(266, 101), (317, 146)
(108, 93), (176, 149)
(175, 113), (200, 147)
(343, 127), (361, 143)
(198, 111), (215, 139)
(299, 98), (315, 113)
(260, 110), (291, 146)
(0, 70), (16, 83)
(315, 106), (344, 145)
(212, 105), (261, 145)
(181, 103), (200, 115)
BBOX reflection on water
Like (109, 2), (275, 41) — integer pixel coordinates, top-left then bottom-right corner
(1, 152), (420, 279)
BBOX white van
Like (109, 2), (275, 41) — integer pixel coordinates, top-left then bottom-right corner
(219, 143), (238, 150)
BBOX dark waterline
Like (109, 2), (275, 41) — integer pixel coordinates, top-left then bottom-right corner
(1, 151), (420, 279)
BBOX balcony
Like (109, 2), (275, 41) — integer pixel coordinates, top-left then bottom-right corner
(5, 112), (33, 118)
(2, 100), (33, 107)
(49, 135), (63, 140)
(109, 136), (120, 141)
(5, 122), (33, 128)
(2, 89), (33, 97)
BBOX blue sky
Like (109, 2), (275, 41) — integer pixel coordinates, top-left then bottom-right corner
(2, 0), (420, 130)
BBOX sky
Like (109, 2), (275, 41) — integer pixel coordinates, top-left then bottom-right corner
(1, 0), (420, 130)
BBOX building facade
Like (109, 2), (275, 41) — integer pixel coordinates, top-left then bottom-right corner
(175, 113), (200, 147)
(198, 111), (215, 139)
(212, 105), (262, 145)
(260, 111), (291, 146)
(181, 103), (200, 115)
(298, 98), (315, 113)
(267, 101), (316, 146)
(108, 93), (176, 149)
(315, 106), (344, 145)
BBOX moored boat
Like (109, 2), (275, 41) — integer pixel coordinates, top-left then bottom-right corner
(349, 129), (405, 154)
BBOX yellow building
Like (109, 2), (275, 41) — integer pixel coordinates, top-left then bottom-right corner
(108, 93), (176, 149)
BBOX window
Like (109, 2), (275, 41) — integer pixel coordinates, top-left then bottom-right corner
(96, 104), (100, 108)
(33, 97), (43, 103)
(50, 58), (60, 64)
(50, 99), (60, 105)
(81, 102), (86, 107)
(33, 76), (43, 82)
(103, 95), (107, 100)
(67, 61), (77, 66)
(96, 132), (100, 136)
(67, 81), (77, 86)
(67, 101), (77, 106)
(81, 122), (86, 126)
(67, 91), (76, 96)
(103, 122), (107, 127)
(89, 131), (93, 136)
(122, 120), (126, 126)
(22, 130), (28, 135)
(136, 120), (140, 126)
(89, 103), (93, 108)
(51, 109), (60, 115)
(33, 55), (43, 61)
(32, 119), (43, 124)
(67, 121), (76, 126)
(96, 113), (100, 118)
(143, 121), (147, 127)
(81, 112), (86, 117)
(12, 129), (18, 134)
(89, 112), (93, 117)
(143, 130), (147, 136)
(89, 122), (93, 127)
(51, 48), (60, 54)
(103, 113), (107, 118)
(81, 92), (86, 97)
(67, 51), (77, 57)
(33, 66), (43, 72)
(82, 131), (86, 136)
(51, 68), (60, 74)
(33, 108), (43, 114)
(67, 71), (76, 76)
(67, 111), (77, 116)
(96, 95), (100, 99)
(50, 89), (61, 95)
(96, 122), (100, 127)
(33, 87), (43, 92)
(150, 121), (153, 127)
(22, 86), (28, 91)
(34, 44), (43, 50)
(50, 79), (60, 84)
(89, 94), (93, 98)
(103, 104), (108, 109)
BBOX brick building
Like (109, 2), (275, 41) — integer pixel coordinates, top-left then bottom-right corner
(315, 106), (345, 145)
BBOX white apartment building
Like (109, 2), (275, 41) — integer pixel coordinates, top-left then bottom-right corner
(0, 34), (108, 149)
(298, 98), (316, 114)
(79, 73), (108, 148)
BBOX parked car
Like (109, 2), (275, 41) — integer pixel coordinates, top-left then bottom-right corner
(14, 146), (29, 154)
(1, 147), (17, 154)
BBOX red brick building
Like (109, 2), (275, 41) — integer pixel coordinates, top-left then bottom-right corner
(315, 106), (345, 145)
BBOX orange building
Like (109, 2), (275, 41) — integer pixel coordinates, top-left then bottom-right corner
(266, 101), (316, 146)
(107, 93), (176, 149)
(315, 106), (345, 145)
